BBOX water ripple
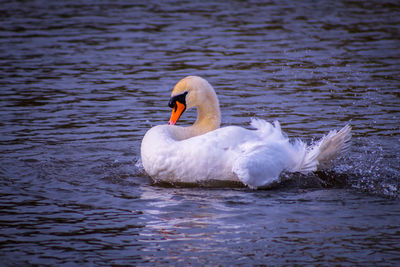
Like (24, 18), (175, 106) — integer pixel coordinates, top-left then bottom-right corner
(1, 0), (400, 265)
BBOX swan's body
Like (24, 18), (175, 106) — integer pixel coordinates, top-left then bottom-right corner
(141, 76), (351, 188)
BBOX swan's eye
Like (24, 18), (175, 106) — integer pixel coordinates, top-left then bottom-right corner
(168, 91), (188, 109)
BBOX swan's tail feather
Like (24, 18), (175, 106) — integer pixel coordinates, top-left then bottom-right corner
(315, 124), (352, 169)
(296, 124), (352, 173)
(295, 142), (319, 173)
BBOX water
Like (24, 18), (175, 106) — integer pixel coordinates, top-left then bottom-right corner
(1, 0), (399, 265)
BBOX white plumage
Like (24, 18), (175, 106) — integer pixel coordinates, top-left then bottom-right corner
(140, 76), (351, 188)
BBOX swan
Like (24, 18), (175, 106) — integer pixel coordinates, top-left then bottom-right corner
(140, 76), (351, 188)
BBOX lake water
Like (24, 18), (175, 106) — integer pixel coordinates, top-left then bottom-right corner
(0, 0), (399, 265)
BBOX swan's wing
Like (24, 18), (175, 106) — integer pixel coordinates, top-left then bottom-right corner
(232, 120), (313, 188)
(171, 126), (256, 182)
(141, 124), (258, 183)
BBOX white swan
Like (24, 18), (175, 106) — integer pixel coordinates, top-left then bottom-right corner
(141, 76), (351, 188)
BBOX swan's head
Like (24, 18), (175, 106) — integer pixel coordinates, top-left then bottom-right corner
(168, 76), (217, 125)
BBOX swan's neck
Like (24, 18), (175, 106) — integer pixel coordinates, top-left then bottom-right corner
(191, 99), (221, 135)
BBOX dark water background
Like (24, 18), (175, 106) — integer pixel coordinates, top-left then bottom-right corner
(1, 0), (399, 265)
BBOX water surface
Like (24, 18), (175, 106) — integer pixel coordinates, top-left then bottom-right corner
(0, 0), (399, 265)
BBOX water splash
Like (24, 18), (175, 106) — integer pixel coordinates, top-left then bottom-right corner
(334, 137), (400, 198)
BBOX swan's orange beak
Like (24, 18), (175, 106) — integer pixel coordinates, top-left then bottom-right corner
(168, 101), (185, 125)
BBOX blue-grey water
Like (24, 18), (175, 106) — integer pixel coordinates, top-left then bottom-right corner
(1, 0), (399, 265)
